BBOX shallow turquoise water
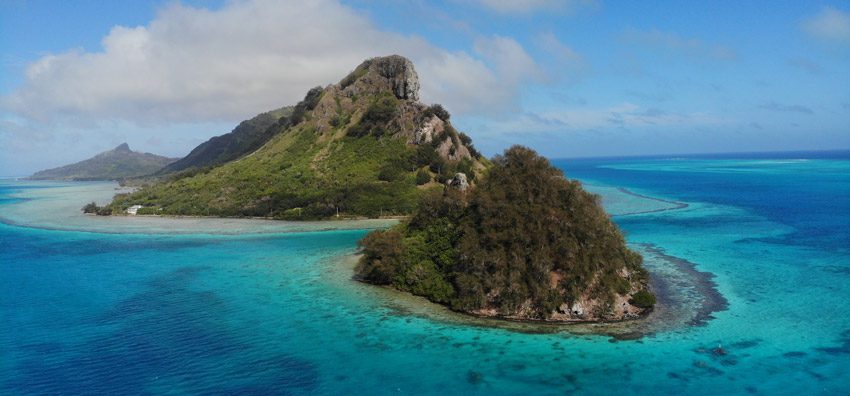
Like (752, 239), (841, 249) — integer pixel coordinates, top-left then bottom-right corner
(2, 151), (849, 395)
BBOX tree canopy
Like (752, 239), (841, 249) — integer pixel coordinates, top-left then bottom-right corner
(356, 145), (653, 320)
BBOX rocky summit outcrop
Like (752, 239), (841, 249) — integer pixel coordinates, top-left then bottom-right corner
(377, 56), (420, 101)
(153, 57), (419, 177)
(108, 55), (486, 219)
(340, 55), (419, 101)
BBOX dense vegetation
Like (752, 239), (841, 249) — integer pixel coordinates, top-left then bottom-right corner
(346, 95), (399, 138)
(356, 146), (654, 320)
(110, 123), (423, 219)
(29, 143), (176, 181)
(82, 202), (112, 216)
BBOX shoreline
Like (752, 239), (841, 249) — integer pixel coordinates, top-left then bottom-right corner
(0, 214), (396, 236)
(340, 243), (727, 339)
(0, 180), (399, 235)
(639, 243), (729, 326)
(112, 213), (410, 221)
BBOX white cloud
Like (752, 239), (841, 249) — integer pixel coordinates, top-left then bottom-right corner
(621, 28), (737, 61)
(803, 6), (850, 44)
(474, 35), (544, 83)
(1, 0), (542, 128)
(537, 32), (582, 65)
(473, 0), (594, 14)
(535, 32), (587, 83)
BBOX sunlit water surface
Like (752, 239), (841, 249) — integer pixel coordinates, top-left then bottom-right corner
(2, 151), (848, 395)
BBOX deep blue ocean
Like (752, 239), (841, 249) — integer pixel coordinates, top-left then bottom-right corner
(2, 151), (849, 395)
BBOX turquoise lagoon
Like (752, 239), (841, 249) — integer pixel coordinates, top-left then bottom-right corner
(2, 151), (849, 395)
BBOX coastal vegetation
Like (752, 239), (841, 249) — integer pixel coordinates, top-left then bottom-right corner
(356, 145), (655, 321)
(82, 202), (112, 216)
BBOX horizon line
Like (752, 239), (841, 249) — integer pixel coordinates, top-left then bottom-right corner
(550, 147), (850, 161)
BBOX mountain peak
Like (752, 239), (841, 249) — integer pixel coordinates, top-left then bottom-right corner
(339, 55), (420, 101)
(28, 142), (174, 181)
(110, 55), (484, 217)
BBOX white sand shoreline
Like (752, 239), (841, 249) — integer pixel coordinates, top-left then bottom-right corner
(0, 180), (396, 235)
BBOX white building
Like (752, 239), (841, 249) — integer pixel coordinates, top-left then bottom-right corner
(126, 205), (144, 215)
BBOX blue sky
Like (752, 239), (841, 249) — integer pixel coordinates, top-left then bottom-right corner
(1, 0), (848, 175)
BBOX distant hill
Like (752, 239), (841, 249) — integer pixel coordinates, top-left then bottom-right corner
(109, 55), (486, 218)
(157, 106), (293, 175)
(29, 143), (177, 181)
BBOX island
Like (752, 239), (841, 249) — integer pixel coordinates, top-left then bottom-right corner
(28, 143), (176, 181)
(356, 145), (655, 322)
(94, 55), (656, 321)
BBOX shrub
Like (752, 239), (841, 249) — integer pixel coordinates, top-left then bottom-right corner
(378, 165), (403, 182)
(347, 96), (399, 138)
(136, 207), (159, 215)
(428, 156), (445, 174)
(423, 104), (450, 121)
(457, 158), (475, 181)
(339, 60), (372, 89)
(415, 168), (431, 185)
(459, 132), (482, 158)
(414, 145), (438, 167)
(629, 290), (657, 308)
(82, 202), (98, 214)
(356, 229), (405, 284)
(82, 202), (112, 216)
(290, 86), (324, 125)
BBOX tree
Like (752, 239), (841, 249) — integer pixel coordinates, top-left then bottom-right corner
(355, 230), (405, 284)
(423, 104), (450, 121)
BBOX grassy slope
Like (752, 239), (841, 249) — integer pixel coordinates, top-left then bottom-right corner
(158, 107), (292, 175)
(111, 113), (427, 219)
(110, 56), (487, 219)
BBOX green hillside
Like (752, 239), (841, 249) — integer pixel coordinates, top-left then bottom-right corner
(157, 106), (292, 175)
(29, 143), (176, 181)
(108, 56), (486, 219)
(356, 146), (654, 322)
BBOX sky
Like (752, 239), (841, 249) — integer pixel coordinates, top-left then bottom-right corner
(1, 0), (849, 176)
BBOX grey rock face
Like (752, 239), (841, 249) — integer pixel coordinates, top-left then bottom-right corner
(570, 302), (586, 317)
(373, 55), (420, 101)
(413, 115), (444, 144)
(448, 172), (469, 191)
